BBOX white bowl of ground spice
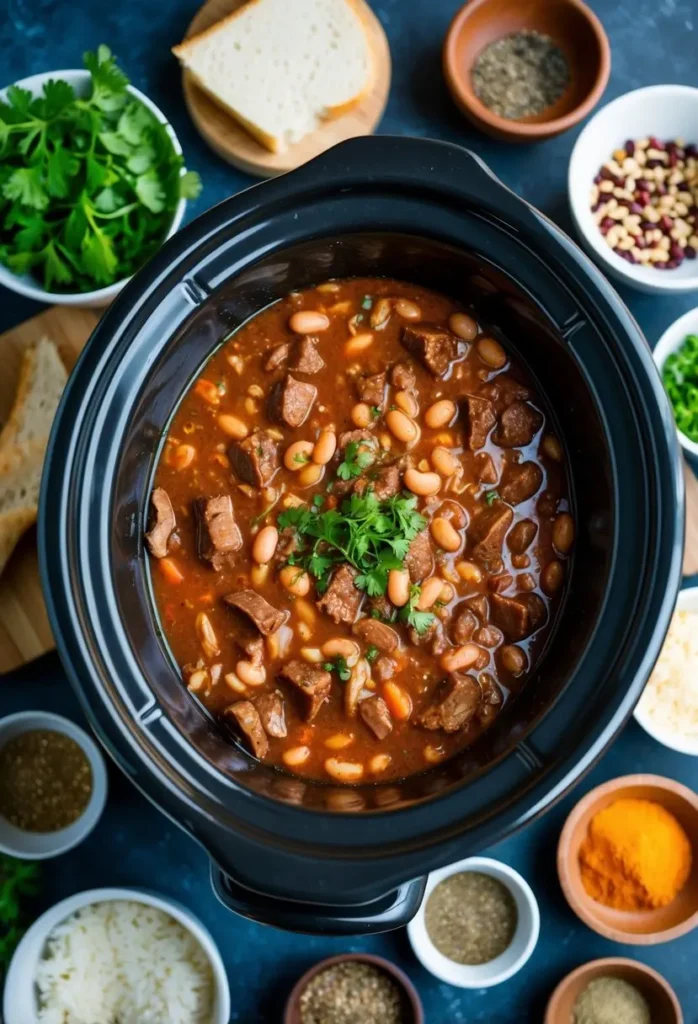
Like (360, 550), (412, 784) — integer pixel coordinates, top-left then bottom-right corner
(407, 855), (539, 988)
(0, 711), (108, 859)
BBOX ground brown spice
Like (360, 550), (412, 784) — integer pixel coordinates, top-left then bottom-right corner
(472, 30), (570, 121)
(299, 961), (405, 1024)
(0, 730), (92, 832)
(425, 871), (517, 965)
(573, 976), (651, 1024)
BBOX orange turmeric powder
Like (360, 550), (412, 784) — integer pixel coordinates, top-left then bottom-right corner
(579, 797), (692, 910)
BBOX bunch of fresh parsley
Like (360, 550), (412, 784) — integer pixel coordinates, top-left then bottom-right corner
(0, 45), (201, 292)
(278, 490), (437, 634)
(0, 855), (40, 976)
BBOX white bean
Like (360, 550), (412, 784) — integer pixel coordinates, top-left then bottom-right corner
(290, 311), (329, 334)
(404, 468), (441, 496)
(252, 525), (278, 564)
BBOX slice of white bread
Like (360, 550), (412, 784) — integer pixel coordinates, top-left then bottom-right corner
(0, 339), (67, 575)
(173, 0), (373, 153)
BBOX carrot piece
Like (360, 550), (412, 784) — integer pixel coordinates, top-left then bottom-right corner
(159, 558), (184, 585)
(383, 681), (413, 721)
(195, 379), (221, 405)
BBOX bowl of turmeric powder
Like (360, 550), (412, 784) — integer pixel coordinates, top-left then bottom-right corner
(557, 774), (698, 944)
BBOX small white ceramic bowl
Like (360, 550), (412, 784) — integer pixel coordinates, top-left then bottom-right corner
(653, 306), (698, 457)
(407, 855), (540, 988)
(0, 69), (188, 308)
(0, 711), (107, 858)
(3, 887), (231, 1024)
(634, 585), (698, 755)
(569, 85), (698, 294)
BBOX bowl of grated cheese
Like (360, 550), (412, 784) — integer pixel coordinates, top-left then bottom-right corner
(634, 586), (698, 755)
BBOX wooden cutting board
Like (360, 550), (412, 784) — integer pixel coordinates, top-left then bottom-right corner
(1, 304), (698, 673)
(0, 307), (99, 673)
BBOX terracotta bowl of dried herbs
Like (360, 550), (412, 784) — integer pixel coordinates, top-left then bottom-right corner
(0, 711), (108, 859)
(545, 957), (682, 1024)
(283, 953), (424, 1024)
(443, 0), (610, 142)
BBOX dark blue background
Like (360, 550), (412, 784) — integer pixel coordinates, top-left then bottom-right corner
(2, 0), (698, 1020)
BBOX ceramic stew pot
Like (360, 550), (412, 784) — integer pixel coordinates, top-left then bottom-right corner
(40, 137), (683, 934)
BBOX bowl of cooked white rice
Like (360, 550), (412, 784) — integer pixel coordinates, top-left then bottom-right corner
(2, 887), (231, 1024)
(634, 586), (698, 755)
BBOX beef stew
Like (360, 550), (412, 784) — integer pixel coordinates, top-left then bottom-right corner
(148, 278), (571, 783)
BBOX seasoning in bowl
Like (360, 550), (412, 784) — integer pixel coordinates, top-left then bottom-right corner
(0, 730), (92, 832)
(661, 338), (698, 444)
(579, 798), (692, 910)
(590, 136), (698, 268)
(298, 961), (405, 1024)
(424, 871), (517, 964)
(471, 31), (570, 121)
(572, 976), (651, 1024)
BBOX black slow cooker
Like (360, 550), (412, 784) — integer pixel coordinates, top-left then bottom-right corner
(40, 137), (683, 934)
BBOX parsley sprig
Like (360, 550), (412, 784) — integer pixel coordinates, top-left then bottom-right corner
(0, 45), (201, 293)
(336, 439), (378, 481)
(324, 656), (351, 681)
(278, 490), (427, 598)
(399, 584), (436, 636)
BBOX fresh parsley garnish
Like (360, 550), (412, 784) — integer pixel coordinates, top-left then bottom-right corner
(399, 584), (436, 636)
(370, 406), (381, 419)
(293, 451), (310, 465)
(0, 45), (201, 293)
(361, 295), (373, 310)
(277, 490), (427, 598)
(365, 644), (379, 664)
(324, 657), (351, 681)
(336, 439), (378, 480)
(484, 489), (499, 506)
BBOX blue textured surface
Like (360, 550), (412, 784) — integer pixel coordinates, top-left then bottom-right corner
(2, 1), (698, 1020)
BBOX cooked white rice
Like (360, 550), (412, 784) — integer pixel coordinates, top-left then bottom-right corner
(35, 899), (214, 1024)
(636, 608), (698, 739)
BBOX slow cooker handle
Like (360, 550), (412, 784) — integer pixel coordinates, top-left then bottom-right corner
(210, 866), (427, 935)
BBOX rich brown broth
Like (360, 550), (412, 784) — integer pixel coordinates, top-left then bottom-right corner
(148, 277), (571, 783)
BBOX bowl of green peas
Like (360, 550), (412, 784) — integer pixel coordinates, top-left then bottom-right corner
(655, 308), (698, 457)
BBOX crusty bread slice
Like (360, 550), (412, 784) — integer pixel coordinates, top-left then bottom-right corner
(0, 340), (67, 575)
(173, 0), (373, 153)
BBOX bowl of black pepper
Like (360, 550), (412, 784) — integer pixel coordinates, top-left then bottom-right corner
(407, 856), (540, 988)
(0, 711), (108, 859)
(443, 0), (610, 142)
(284, 953), (424, 1024)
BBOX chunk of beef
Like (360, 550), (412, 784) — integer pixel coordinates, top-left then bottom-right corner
(409, 618), (446, 654)
(317, 564), (363, 625)
(359, 696), (393, 740)
(229, 430), (279, 486)
(225, 701), (268, 758)
(480, 375), (532, 409)
(469, 503), (514, 567)
(391, 361), (417, 390)
(401, 323), (459, 377)
(475, 452), (498, 484)
(275, 525), (298, 564)
(369, 595), (396, 622)
(494, 402), (543, 448)
(145, 487), (176, 559)
(268, 374), (317, 428)
(194, 495), (242, 570)
(488, 574), (513, 595)
(357, 371), (386, 407)
(279, 660), (331, 721)
(372, 465), (401, 501)
(507, 518), (538, 554)
(452, 607), (477, 644)
(353, 617), (400, 653)
(490, 592), (546, 641)
(463, 395), (496, 451)
(254, 690), (287, 738)
(479, 673), (503, 705)
(264, 342), (290, 372)
(405, 530), (434, 583)
(289, 337), (324, 374)
(338, 428), (376, 451)
(374, 656), (396, 681)
(224, 590), (289, 637)
(500, 462), (543, 505)
(466, 595), (489, 622)
(247, 637), (264, 667)
(417, 673), (482, 733)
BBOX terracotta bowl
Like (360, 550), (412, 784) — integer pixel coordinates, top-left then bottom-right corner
(283, 953), (424, 1024)
(558, 775), (698, 944)
(545, 957), (682, 1024)
(443, 0), (610, 142)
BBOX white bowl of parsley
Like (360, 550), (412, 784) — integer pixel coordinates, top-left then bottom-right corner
(655, 307), (698, 457)
(0, 46), (200, 307)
